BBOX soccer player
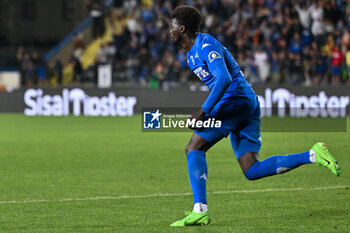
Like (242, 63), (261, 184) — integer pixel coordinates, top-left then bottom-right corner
(168, 6), (341, 227)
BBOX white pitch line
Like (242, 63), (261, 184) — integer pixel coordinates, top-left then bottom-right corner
(0, 185), (348, 205)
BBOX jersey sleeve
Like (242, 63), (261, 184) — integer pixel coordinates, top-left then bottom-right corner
(199, 40), (226, 71)
(199, 39), (232, 114)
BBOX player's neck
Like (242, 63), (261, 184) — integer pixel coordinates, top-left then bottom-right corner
(182, 33), (198, 51)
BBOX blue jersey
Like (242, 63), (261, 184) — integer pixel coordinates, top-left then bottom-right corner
(187, 33), (255, 114)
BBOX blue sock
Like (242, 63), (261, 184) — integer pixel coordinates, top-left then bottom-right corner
(187, 150), (208, 204)
(244, 151), (311, 180)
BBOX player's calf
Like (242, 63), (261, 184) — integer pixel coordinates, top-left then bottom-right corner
(240, 151), (312, 180)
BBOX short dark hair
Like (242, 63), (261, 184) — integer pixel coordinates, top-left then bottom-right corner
(171, 5), (201, 34)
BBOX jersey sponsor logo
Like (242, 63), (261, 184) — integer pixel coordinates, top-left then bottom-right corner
(208, 51), (221, 63)
(201, 43), (211, 49)
(193, 66), (209, 80)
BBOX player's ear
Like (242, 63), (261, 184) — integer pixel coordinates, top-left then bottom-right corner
(180, 25), (186, 34)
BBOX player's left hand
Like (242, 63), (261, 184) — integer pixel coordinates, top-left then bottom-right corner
(188, 108), (206, 130)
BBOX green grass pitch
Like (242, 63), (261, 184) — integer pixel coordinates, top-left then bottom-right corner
(0, 114), (349, 232)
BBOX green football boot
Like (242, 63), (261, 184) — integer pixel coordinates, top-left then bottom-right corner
(170, 211), (210, 227)
(311, 142), (341, 176)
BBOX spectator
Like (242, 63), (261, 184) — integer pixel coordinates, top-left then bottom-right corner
(123, 0), (137, 14)
(331, 43), (344, 85)
(16, 47), (25, 86)
(301, 29), (312, 46)
(71, 56), (83, 84)
(31, 51), (47, 86)
(149, 61), (165, 90)
(290, 53), (303, 84)
(55, 59), (63, 85)
(346, 46), (350, 85)
(302, 45), (313, 86)
(111, 10), (129, 62)
(308, 43), (319, 83)
(105, 42), (116, 65)
(89, 0), (104, 39)
(72, 33), (85, 59)
(289, 32), (304, 54)
(271, 52), (281, 83)
(323, 34), (335, 56)
(310, 1), (325, 42)
(295, 2), (311, 29)
(341, 28), (350, 52)
(247, 52), (259, 85)
(96, 43), (108, 64)
(20, 53), (35, 87)
(315, 49), (329, 85)
(323, 0), (343, 30)
(137, 46), (150, 85)
(254, 48), (270, 83)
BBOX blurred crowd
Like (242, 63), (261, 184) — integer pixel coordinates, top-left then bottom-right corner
(100, 0), (350, 88)
(17, 0), (350, 87)
(16, 47), (48, 87)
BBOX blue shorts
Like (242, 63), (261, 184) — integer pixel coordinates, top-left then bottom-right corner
(332, 66), (341, 76)
(195, 93), (261, 159)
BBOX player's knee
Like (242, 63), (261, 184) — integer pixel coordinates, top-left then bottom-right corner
(238, 152), (258, 173)
(243, 160), (260, 181)
(185, 144), (193, 156)
(185, 143), (202, 155)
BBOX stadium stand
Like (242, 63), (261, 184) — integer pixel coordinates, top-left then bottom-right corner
(14, 0), (350, 88)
